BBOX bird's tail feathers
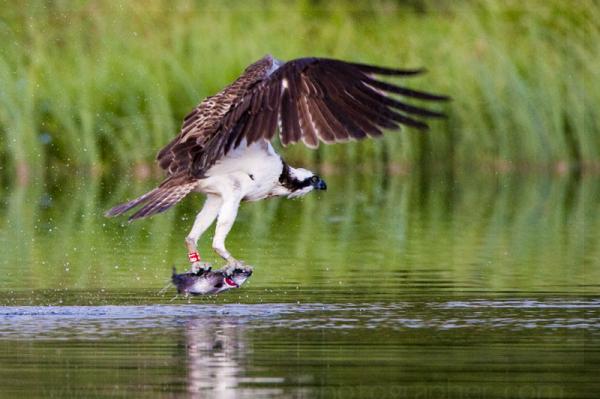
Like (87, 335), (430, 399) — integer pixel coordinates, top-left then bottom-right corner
(104, 182), (197, 221)
(104, 188), (159, 218)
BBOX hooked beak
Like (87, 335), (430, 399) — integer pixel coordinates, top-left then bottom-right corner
(313, 179), (327, 191)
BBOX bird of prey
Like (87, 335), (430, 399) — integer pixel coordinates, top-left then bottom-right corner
(105, 55), (447, 273)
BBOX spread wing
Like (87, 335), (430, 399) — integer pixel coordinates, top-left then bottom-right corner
(157, 56), (448, 179)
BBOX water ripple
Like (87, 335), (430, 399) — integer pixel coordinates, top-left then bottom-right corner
(0, 299), (598, 340)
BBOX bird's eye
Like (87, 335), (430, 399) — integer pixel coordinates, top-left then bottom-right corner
(310, 176), (319, 183)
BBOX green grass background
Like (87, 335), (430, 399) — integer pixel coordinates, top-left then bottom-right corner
(0, 0), (597, 181)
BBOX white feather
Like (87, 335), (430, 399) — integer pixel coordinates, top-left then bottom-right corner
(198, 140), (285, 201)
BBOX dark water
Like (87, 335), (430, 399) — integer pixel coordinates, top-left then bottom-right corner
(0, 171), (598, 398)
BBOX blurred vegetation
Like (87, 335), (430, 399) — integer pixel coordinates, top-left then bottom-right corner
(0, 0), (597, 182)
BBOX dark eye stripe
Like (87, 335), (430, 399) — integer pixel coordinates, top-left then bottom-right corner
(296, 178), (312, 189)
(279, 161), (316, 192)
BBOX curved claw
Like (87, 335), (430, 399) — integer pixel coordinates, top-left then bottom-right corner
(223, 259), (247, 276)
(190, 262), (212, 274)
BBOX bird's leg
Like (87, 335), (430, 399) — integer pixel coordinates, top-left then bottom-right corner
(212, 196), (247, 275)
(185, 194), (222, 273)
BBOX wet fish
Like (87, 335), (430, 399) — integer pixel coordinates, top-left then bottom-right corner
(171, 266), (253, 295)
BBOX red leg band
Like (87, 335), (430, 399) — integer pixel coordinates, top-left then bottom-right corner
(188, 252), (201, 263)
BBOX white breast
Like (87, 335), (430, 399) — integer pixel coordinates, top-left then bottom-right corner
(197, 140), (283, 201)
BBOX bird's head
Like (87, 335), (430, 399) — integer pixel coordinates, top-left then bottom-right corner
(279, 166), (327, 199)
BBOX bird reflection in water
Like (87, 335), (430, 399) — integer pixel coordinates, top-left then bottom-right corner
(183, 316), (284, 398)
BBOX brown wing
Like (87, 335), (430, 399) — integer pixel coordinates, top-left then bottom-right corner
(156, 56), (273, 178)
(238, 58), (449, 150)
(158, 56), (448, 179)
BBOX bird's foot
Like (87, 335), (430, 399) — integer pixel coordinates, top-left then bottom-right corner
(222, 259), (252, 276)
(189, 261), (212, 275)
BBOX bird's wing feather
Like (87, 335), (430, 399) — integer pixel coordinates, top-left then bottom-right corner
(156, 56), (273, 178)
(259, 58), (449, 148)
(157, 56), (449, 179)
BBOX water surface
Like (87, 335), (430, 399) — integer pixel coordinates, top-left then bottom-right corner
(0, 171), (598, 398)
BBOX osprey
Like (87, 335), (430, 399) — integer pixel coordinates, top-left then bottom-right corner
(106, 55), (447, 273)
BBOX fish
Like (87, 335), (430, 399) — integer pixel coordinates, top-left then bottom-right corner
(171, 266), (253, 295)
